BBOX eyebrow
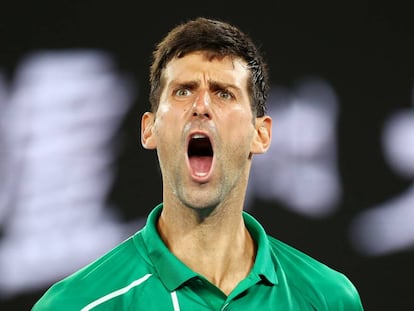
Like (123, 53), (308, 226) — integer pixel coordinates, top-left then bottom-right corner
(209, 80), (240, 93)
(172, 79), (240, 93)
(172, 80), (199, 90)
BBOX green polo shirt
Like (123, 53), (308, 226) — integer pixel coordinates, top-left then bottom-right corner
(33, 204), (364, 310)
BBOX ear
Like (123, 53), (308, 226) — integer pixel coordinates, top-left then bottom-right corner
(251, 115), (272, 154)
(141, 112), (157, 149)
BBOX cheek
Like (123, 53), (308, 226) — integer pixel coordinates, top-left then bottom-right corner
(225, 108), (254, 134)
(154, 105), (173, 132)
(156, 102), (187, 125)
(224, 121), (255, 152)
(158, 102), (170, 113)
(153, 113), (181, 151)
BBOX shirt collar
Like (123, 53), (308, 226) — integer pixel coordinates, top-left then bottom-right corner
(140, 204), (197, 291)
(140, 204), (278, 291)
(243, 211), (279, 285)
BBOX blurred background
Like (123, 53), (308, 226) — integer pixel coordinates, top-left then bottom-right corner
(1, 1), (413, 310)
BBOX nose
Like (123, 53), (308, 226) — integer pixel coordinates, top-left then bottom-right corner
(192, 91), (212, 119)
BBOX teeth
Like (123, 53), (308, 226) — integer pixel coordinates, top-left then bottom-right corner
(192, 134), (207, 139)
(195, 172), (208, 177)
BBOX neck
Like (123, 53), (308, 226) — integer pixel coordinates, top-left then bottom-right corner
(157, 203), (256, 295)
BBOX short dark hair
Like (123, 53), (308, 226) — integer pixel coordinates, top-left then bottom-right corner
(149, 17), (269, 117)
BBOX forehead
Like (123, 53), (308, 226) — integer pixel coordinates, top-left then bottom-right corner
(162, 51), (250, 85)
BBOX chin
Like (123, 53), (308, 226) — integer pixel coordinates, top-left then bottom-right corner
(183, 198), (220, 213)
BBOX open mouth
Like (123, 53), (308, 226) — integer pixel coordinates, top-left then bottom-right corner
(187, 133), (214, 178)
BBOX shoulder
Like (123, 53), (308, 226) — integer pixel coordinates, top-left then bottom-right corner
(33, 232), (154, 310)
(268, 236), (364, 310)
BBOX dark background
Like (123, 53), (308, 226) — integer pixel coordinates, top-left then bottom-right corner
(1, 1), (413, 310)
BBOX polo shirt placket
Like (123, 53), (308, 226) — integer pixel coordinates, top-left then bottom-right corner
(139, 204), (278, 310)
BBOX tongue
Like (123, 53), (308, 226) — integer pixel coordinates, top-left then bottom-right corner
(189, 156), (212, 176)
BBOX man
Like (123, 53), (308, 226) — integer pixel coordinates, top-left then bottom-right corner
(33, 17), (364, 310)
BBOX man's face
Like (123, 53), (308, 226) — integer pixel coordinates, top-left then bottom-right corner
(142, 51), (271, 211)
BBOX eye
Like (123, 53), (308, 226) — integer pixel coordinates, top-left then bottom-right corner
(217, 90), (234, 100)
(175, 88), (192, 97)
